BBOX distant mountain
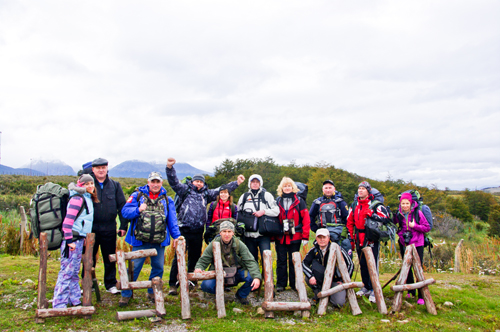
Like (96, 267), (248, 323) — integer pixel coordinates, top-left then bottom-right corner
(21, 159), (76, 176)
(0, 164), (46, 176)
(108, 160), (213, 179)
(481, 186), (500, 194)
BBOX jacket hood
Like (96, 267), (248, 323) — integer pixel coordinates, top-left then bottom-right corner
(398, 201), (418, 215)
(68, 182), (87, 194)
(248, 174), (263, 188)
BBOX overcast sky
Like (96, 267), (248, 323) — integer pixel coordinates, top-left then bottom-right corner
(1, 0), (499, 190)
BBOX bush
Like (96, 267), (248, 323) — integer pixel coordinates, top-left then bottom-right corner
(433, 212), (464, 238)
(445, 196), (473, 222)
(488, 205), (500, 238)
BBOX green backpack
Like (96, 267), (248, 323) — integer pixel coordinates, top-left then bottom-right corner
(134, 191), (168, 244)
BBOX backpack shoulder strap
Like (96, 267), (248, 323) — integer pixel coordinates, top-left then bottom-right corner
(240, 192), (250, 210)
(230, 203), (236, 217)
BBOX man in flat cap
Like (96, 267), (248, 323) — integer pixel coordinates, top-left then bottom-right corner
(90, 158), (129, 294)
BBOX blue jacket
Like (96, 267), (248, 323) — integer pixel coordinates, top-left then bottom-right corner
(166, 166), (239, 231)
(309, 192), (349, 233)
(122, 185), (181, 247)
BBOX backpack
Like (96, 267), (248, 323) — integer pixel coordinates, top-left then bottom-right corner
(134, 191), (168, 244)
(204, 217), (245, 244)
(29, 183), (88, 250)
(398, 189), (434, 230)
(295, 182), (308, 202)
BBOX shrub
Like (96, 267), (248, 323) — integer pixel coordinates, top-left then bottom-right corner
(433, 212), (464, 238)
(488, 205), (500, 238)
(445, 196), (473, 222)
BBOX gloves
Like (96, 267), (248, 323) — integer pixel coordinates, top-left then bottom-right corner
(302, 240), (309, 247)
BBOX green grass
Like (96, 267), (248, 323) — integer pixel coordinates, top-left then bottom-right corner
(0, 255), (499, 332)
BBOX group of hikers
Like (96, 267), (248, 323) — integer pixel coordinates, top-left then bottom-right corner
(51, 157), (431, 311)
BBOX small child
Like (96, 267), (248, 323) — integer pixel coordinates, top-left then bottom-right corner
(52, 174), (98, 308)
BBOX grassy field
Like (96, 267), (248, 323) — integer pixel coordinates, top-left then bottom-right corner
(0, 254), (499, 332)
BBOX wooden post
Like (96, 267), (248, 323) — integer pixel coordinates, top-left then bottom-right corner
(212, 241), (226, 318)
(454, 239), (464, 273)
(116, 251), (129, 290)
(392, 245), (414, 313)
(91, 268), (101, 302)
(152, 277), (165, 317)
(36, 306), (96, 318)
(116, 310), (157, 321)
(176, 237), (190, 319)
(317, 282), (364, 298)
(36, 232), (49, 323)
(335, 243), (362, 316)
(187, 271), (225, 281)
(411, 245), (437, 315)
(263, 250), (274, 319)
(19, 206), (28, 254)
(116, 281), (152, 290)
(292, 252), (310, 318)
(317, 243), (338, 316)
(262, 302), (311, 311)
(362, 246), (387, 314)
(82, 233), (95, 319)
(391, 278), (435, 292)
(109, 249), (158, 262)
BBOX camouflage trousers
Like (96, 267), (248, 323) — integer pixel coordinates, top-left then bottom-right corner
(52, 238), (84, 308)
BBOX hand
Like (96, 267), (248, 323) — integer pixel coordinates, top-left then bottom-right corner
(117, 230), (126, 237)
(194, 268), (203, 274)
(172, 238), (178, 249)
(139, 203), (147, 212)
(166, 158), (176, 169)
(253, 210), (265, 217)
(409, 220), (415, 228)
(309, 277), (317, 286)
(302, 240), (309, 247)
(251, 278), (261, 291)
(237, 174), (245, 185)
(68, 242), (76, 251)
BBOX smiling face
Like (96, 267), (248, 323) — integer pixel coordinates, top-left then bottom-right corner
(148, 179), (163, 194)
(401, 199), (411, 213)
(192, 180), (204, 190)
(316, 235), (330, 249)
(84, 181), (95, 194)
(322, 183), (335, 197)
(92, 165), (108, 182)
(283, 183), (293, 194)
(219, 190), (229, 202)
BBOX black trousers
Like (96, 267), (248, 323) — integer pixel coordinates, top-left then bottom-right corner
(169, 228), (203, 287)
(399, 244), (424, 299)
(275, 241), (301, 289)
(92, 230), (118, 290)
(357, 242), (379, 291)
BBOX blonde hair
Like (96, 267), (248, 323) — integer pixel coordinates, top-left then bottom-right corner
(277, 177), (299, 197)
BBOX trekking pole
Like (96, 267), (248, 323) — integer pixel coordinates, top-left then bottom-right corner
(382, 267), (401, 290)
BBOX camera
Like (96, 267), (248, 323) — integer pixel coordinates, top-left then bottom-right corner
(283, 219), (295, 235)
(402, 231), (413, 245)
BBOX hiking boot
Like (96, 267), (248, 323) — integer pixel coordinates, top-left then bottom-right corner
(417, 298), (425, 305)
(276, 286), (285, 292)
(168, 286), (178, 296)
(369, 291), (376, 303)
(147, 293), (155, 303)
(356, 287), (369, 297)
(235, 293), (249, 305)
(119, 296), (131, 307)
(106, 286), (120, 295)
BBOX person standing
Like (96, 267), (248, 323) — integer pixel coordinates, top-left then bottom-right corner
(89, 158), (129, 295)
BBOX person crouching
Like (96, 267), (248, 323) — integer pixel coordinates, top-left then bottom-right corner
(194, 221), (261, 305)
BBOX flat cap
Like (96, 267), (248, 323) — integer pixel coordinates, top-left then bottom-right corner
(92, 158), (108, 167)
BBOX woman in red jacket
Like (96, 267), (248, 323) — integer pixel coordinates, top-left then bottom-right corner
(275, 177), (311, 292)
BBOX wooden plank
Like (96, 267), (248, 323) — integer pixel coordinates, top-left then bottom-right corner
(36, 306), (96, 318)
(116, 280), (152, 290)
(116, 309), (157, 321)
(19, 206), (28, 254)
(116, 251), (129, 290)
(35, 232), (49, 323)
(317, 242), (338, 316)
(362, 246), (387, 315)
(263, 250), (274, 319)
(109, 249), (157, 262)
(262, 302), (311, 311)
(392, 245), (414, 312)
(176, 237), (190, 319)
(335, 243), (362, 316)
(82, 233), (95, 319)
(411, 245), (437, 315)
(212, 241), (226, 318)
(292, 251), (310, 318)
(391, 278), (436, 292)
(152, 277), (165, 316)
(187, 270), (225, 281)
(317, 282), (364, 298)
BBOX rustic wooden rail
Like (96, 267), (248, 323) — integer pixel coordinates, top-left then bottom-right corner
(362, 246), (388, 315)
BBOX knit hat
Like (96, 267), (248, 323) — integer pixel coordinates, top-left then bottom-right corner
(92, 158), (108, 167)
(400, 192), (413, 204)
(248, 174), (263, 188)
(192, 174), (205, 183)
(77, 174), (94, 187)
(219, 184), (230, 193)
(358, 181), (372, 193)
(323, 180), (335, 186)
(316, 228), (329, 238)
(219, 220), (235, 232)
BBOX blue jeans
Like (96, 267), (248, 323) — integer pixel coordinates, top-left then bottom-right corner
(201, 268), (254, 298)
(122, 243), (165, 298)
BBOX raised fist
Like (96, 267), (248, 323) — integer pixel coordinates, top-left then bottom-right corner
(167, 158), (176, 168)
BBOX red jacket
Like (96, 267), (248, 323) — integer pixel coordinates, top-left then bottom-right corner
(276, 194), (310, 245)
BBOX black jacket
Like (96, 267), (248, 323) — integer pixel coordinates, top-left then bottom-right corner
(302, 242), (353, 285)
(90, 173), (129, 232)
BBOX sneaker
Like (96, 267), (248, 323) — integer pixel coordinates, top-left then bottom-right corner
(417, 298), (425, 305)
(369, 291), (376, 303)
(188, 280), (197, 291)
(356, 287), (369, 297)
(106, 286), (120, 295)
(119, 296), (131, 307)
(168, 286), (178, 296)
(235, 293), (249, 305)
(147, 293), (155, 303)
(276, 286), (285, 292)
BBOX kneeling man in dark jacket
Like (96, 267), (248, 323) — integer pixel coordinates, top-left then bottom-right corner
(302, 228), (354, 307)
(194, 221), (261, 305)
